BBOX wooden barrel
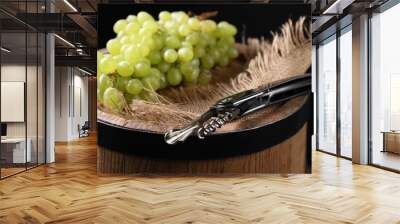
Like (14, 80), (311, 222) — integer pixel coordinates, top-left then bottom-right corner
(97, 95), (313, 174)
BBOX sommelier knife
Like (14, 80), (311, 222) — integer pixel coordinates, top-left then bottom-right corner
(164, 73), (311, 144)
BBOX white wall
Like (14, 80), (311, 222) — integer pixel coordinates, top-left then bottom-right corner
(54, 67), (89, 141)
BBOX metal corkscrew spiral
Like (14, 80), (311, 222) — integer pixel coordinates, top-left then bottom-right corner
(197, 112), (233, 139)
(164, 73), (311, 144)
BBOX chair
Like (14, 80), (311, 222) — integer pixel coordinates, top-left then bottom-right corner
(79, 121), (90, 138)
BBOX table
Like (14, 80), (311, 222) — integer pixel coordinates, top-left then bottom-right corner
(1, 138), (31, 164)
(382, 131), (400, 154)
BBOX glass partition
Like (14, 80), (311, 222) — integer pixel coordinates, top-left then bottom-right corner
(317, 35), (337, 154)
(0, 1), (46, 179)
(1, 31), (28, 177)
(370, 3), (400, 171)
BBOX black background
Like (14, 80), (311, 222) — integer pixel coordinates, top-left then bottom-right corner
(98, 3), (310, 48)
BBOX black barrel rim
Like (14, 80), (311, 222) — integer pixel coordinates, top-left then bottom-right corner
(97, 94), (313, 160)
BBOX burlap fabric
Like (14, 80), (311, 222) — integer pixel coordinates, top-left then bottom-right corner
(98, 17), (311, 133)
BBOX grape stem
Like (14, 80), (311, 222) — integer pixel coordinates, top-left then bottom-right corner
(197, 11), (218, 20)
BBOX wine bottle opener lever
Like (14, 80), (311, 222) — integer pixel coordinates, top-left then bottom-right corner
(164, 73), (311, 144)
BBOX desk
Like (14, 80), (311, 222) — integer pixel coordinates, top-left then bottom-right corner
(1, 138), (31, 164)
(382, 131), (400, 154)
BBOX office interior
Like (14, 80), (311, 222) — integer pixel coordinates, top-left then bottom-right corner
(0, 0), (97, 179)
(0, 0), (400, 222)
(313, 0), (400, 172)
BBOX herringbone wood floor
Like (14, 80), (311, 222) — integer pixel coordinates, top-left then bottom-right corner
(1, 135), (400, 224)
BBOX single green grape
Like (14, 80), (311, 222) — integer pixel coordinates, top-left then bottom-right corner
(159, 11), (171, 21)
(120, 44), (130, 53)
(217, 41), (230, 53)
(165, 35), (181, 49)
(190, 58), (200, 67)
(209, 48), (221, 61)
(130, 35), (141, 44)
(119, 36), (131, 45)
(159, 74), (168, 89)
(228, 47), (239, 58)
(125, 21), (140, 35)
(201, 20), (217, 33)
(183, 67), (199, 83)
(149, 68), (162, 79)
(141, 38), (155, 50)
(113, 19), (128, 34)
(175, 11), (189, 24)
(142, 76), (161, 91)
(126, 79), (143, 95)
(99, 56), (117, 74)
(137, 58), (151, 66)
(98, 73), (113, 91)
(217, 56), (229, 66)
(157, 61), (171, 73)
(178, 24), (191, 36)
(103, 87), (125, 112)
(152, 35), (164, 50)
(124, 45), (141, 64)
(139, 27), (153, 37)
(164, 20), (179, 33)
(112, 55), (124, 65)
(163, 49), (178, 63)
(167, 68), (182, 86)
(137, 11), (154, 24)
(221, 36), (235, 45)
(115, 76), (130, 92)
(148, 51), (162, 65)
(178, 47), (194, 62)
(139, 45), (150, 57)
(198, 70), (212, 85)
(180, 41), (193, 50)
(142, 20), (159, 34)
(117, 61), (134, 77)
(196, 35), (207, 47)
(188, 17), (201, 31)
(126, 15), (137, 23)
(185, 32), (200, 45)
(179, 61), (194, 76)
(226, 23), (237, 36)
(134, 62), (151, 77)
(117, 30), (126, 39)
(200, 56), (215, 69)
(106, 39), (121, 55)
(216, 21), (231, 36)
(193, 46), (205, 58)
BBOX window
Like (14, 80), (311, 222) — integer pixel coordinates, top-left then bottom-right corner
(339, 27), (352, 158)
(317, 35), (337, 154)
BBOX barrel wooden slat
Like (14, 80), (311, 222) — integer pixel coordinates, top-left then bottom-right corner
(97, 124), (308, 174)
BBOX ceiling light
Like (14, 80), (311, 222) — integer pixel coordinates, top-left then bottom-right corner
(1, 47), (11, 53)
(322, 0), (354, 15)
(78, 67), (92, 76)
(63, 0), (78, 12)
(54, 34), (75, 48)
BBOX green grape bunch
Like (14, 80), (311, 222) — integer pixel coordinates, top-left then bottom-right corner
(97, 11), (238, 112)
